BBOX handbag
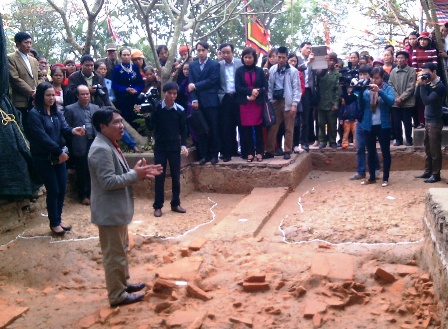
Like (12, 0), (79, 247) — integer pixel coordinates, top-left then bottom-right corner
(262, 95), (276, 127)
(187, 110), (209, 136)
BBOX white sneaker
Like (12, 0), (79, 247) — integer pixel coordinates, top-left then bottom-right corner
(312, 141), (320, 147)
(293, 146), (301, 153)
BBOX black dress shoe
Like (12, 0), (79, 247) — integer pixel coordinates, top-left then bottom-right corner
(415, 173), (431, 179)
(110, 292), (145, 307)
(61, 224), (72, 231)
(199, 158), (208, 165)
(126, 282), (146, 293)
(263, 152), (274, 159)
(283, 153), (291, 160)
(50, 226), (66, 236)
(154, 208), (162, 217)
(171, 205), (186, 213)
(210, 157), (219, 165)
(424, 175), (441, 183)
(222, 157), (231, 162)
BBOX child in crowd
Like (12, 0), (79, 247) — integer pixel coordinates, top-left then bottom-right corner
(339, 86), (358, 149)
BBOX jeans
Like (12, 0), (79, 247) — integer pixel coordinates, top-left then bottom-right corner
(356, 124), (380, 175)
(153, 148), (181, 210)
(365, 126), (391, 182)
(33, 156), (67, 227)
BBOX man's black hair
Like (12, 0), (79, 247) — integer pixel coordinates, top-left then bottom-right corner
(14, 32), (32, 44)
(196, 41), (209, 50)
(163, 81), (179, 92)
(218, 43), (234, 52)
(277, 46), (288, 54)
(350, 51), (359, 59)
(421, 62), (437, 72)
(157, 45), (168, 55)
(359, 65), (372, 74)
(300, 41), (311, 49)
(80, 55), (94, 64)
(92, 107), (122, 132)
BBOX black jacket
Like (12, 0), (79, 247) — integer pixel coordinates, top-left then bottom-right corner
(66, 71), (112, 107)
(235, 65), (267, 105)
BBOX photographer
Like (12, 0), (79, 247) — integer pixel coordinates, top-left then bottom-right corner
(67, 55), (112, 107)
(415, 62), (447, 183)
(144, 82), (188, 217)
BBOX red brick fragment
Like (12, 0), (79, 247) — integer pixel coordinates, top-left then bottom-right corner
(186, 283), (212, 301)
(242, 282), (270, 292)
(374, 268), (397, 283)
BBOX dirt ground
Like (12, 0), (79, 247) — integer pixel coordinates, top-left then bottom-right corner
(0, 170), (445, 328)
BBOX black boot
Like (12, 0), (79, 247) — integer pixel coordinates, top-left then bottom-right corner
(424, 175), (441, 183)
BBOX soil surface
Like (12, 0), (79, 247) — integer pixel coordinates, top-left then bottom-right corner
(0, 170), (444, 329)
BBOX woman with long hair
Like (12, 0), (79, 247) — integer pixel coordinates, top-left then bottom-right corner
(112, 48), (144, 130)
(131, 49), (146, 78)
(27, 82), (85, 235)
(359, 67), (395, 187)
(235, 47), (267, 162)
(50, 65), (68, 111)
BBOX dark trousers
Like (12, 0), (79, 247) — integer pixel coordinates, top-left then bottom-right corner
(17, 107), (31, 137)
(240, 125), (264, 157)
(392, 107), (413, 144)
(423, 122), (443, 175)
(73, 154), (91, 200)
(219, 94), (240, 158)
(300, 88), (313, 145)
(318, 109), (338, 144)
(199, 106), (220, 159)
(365, 126), (391, 182)
(153, 148), (181, 209)
(32, 157), (67, 227)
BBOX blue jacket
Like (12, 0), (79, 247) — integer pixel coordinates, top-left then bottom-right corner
(189, 58), (220, 108)
(359, 83), (395, 131)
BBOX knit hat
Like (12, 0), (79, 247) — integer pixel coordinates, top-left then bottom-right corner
(178, 45), (190, 54)
(131, 49), (145, 60)
(372, 58), (384, 66)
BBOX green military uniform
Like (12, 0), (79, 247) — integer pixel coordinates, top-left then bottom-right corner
(317, 69), (341, 145)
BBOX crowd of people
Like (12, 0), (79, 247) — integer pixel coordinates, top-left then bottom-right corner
(6, 25), (448, 307)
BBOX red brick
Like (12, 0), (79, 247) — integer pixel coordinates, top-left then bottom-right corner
(244, 274), (266, 283)
(188, 237), (208, 251)
(186, 283), (212, 301)
(304, 300), (327, 318)
(242, 282), (270, 292)
(229, 316), (253, 328)
(374, 268), (396, 283)
(0, 306), (29, 328)
(180, 248), (190, 257)
(275, 281), (286, 290)
(325, 298), (345, 309)
(153, 278), (177, 292)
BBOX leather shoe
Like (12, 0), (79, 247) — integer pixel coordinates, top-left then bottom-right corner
(171, 205), (186, 213)
(126, 282), (146, 293)
(222, 157), (231, 162)
(50, 226), (66, 236)
(61, 224), (72, 231)
(283, 153), (291, 160)
(154, 208), (162, 217)
(415, 173), (431, 179)
(210, 157), (219, 165)
(424, 175), (441, 183)
(199, 158), (208, 165)
(110, 292), (145, 307)
(263, 152), (274, 159)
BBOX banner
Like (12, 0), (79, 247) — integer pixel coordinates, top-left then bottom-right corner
(244, 2), (270, 54)
(433, 0), (448, 24)
(106, 11), (123, 45)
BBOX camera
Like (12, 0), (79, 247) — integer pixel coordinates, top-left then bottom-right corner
(421, 72), (431, 81)
(339, 68), (359, 86)
(350, 77), (371, 90)
(137, 87), (160, 113)
(92, 84), (106, 96)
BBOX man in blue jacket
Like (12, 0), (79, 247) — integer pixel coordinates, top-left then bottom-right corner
(188, 41), (221, 165)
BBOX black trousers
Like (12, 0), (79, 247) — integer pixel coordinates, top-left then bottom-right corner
(240, 125), (264, 157)
(219, 94), (240, 158)
(199, 106), (220, 159)
(392, 107), (413, 144)
(153, 148), (181, 209)
(73, 153), (91, 200)
(300, 88), (314, 145)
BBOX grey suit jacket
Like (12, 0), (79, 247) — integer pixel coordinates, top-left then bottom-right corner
(297, 55), (314, 90)
(88, 133), (139, 226)
(64, 101), (100, 156)
(8, 51), (43, 108)
(218, 58), (243, 102)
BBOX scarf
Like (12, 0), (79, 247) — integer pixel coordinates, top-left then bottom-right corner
(369, 82), (384, 113)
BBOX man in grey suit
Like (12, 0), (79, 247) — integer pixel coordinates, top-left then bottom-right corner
(218, 43), (243, 162)
(8, 32), (44, 135)
(64, 85), (100, 205)
(88, 108), (162, 307)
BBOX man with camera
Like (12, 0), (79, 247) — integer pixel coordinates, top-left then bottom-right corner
(415, 62), (447, 183)
(67, 55), (112, 108)
(144, 82), (188, 217)
(64, 85), (101, 205)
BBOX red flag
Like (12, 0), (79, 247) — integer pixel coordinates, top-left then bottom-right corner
(106, 11), (123, 45)
(244, 2), (270, 54)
